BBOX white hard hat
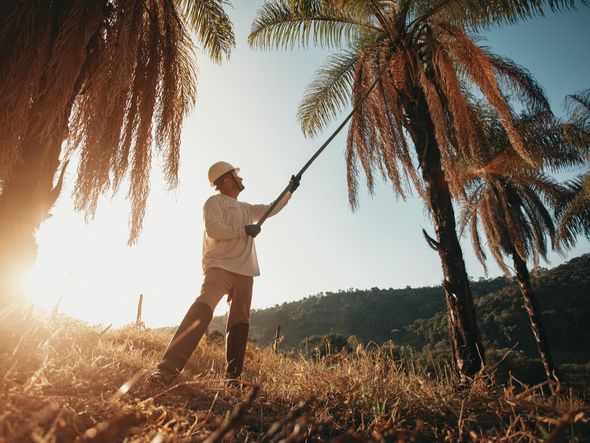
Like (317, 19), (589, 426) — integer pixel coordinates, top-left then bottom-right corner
(208, 161), (240, 186)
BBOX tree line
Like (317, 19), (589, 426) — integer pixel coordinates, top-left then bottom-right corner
(208, 254), (589, 380)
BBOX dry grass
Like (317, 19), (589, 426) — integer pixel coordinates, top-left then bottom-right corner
(1, 313), (588, 442)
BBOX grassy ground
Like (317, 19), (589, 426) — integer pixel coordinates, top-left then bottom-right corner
(1, 313), (589, 442)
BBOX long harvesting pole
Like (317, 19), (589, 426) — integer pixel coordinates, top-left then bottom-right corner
(256, 56), (391, 228)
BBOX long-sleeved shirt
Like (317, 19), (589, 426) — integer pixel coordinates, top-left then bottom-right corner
(202, 192), (291, 276)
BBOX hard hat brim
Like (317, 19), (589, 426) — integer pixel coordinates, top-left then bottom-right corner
(210, 167), (240, 186)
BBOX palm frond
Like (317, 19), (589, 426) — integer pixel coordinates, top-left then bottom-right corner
(177, 0), (234, 63)
(298, 49), (359, 137)
(431, 42), (479, 165)
(431, 0), (590, 29)
(470, 210), (488, 273)
(487, 53), (550, 114)
(555, 173), (590, 246)
(71, 0), (197, 244)
(456, 103), (565, 275)
(0, 1), (102, 183)
(439, 23), (532, 165)
(345, 47), (421, 207)
(248, 0), (381, 50)
(458, 180), (483, 234)
(565, 89), (590, 135)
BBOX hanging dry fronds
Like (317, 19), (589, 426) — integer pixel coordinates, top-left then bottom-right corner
(1, 0), (234, 244)
(346, 47), (423, 208)
(69, 0), (197, 244)
(0, 2), (104, 183)
(438, 22), (532, 165)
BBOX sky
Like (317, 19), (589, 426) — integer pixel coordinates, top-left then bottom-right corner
(26, 3), (590, 328)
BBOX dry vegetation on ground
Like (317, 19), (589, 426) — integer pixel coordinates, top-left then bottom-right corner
(1, 313), (589, 442)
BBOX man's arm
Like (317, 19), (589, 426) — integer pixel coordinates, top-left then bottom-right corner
(250, 191), (292, 223)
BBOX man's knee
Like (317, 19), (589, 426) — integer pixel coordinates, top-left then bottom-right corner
(194, 298), (216, 313)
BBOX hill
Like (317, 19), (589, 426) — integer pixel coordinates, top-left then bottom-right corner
(210, 254), (590, 367)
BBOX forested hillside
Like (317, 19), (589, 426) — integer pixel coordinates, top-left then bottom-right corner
(210, 254), (590, 366)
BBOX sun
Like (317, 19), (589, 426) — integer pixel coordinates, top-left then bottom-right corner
(21, 249), (70, 312)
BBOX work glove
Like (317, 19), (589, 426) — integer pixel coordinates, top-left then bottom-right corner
(245, 224), (261, 238)
(288, 175), (300, 193)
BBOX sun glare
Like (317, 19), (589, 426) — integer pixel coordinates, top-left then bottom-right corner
(22, 253), (69, 312)
(22, 201), (195, 328)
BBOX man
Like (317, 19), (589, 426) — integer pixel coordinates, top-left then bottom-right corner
(152, 161), (299, 384)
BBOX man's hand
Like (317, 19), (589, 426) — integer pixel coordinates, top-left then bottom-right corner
(288, 175), (300, 193)
(245, 224), (261, 238)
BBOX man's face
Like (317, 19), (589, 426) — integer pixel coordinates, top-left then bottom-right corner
(229, 170), (245, 192)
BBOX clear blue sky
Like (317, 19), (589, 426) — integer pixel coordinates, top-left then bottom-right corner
(29, 3), (590, 328)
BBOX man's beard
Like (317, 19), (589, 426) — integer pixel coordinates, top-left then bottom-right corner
(232, 176), (245, 191)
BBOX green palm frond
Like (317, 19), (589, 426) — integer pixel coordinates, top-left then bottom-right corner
(177, 0), (235, 63)
(565, 89), (590, 135)
(248, 0), (382, 50)
(554, 89), (590, 247)
(510, 110), (588, 173)
(556, 173), (590, 246)
(297, 49), (360, 137)
(486, 54), (550, 114)
(431, 0), (589, 29)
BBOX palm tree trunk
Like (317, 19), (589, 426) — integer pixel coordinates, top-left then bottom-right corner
(0, 122), (68, 311)
(408, 91), (484, 380)
(511, 251), (560, 382)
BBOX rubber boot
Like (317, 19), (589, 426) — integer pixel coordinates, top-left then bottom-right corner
(225, 323), (249, 380)
(155, 301), (213, 382)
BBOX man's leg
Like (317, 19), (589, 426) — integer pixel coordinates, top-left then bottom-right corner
(156, 301), (213, 378)
(156, 268), (229, 380)
(225, 274), (253, 380)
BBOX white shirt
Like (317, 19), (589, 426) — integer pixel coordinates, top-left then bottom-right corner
(202, 192), (291, 276)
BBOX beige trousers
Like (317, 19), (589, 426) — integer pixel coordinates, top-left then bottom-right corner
(196, 267), (253, 330)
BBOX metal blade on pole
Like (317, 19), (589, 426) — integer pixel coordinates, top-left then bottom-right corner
(256, 56), (391, 228)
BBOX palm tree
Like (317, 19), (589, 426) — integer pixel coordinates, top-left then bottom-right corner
(0, 0), (234, 311)
(248, 0), (585, 380)
(556, 89), (590, 247)
(457, 107), (587, 382)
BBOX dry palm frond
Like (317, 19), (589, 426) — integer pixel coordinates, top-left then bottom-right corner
(431, 43), (480, 164)
(70, 0), (197, 244)
(437, 22), (532, 165)
(0, 2), (103, 183)
(469, 208), (487, 273)
(346, 47), (422, 207)
(460, 169), (563, 277)
(1, 0), (234, 245)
